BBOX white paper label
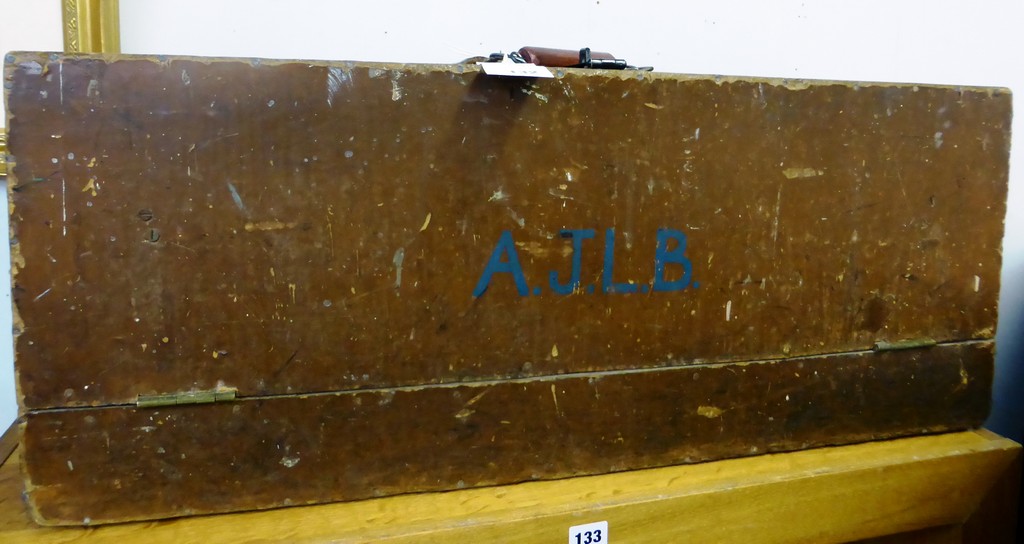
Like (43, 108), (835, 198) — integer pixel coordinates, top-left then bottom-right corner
(479, 61), (554, 78)
(569, 521), (608, 544)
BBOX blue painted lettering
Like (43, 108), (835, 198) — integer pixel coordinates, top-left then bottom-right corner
(602, 228), (638, 294)
(549, 229), (596, 295)
(473, 227), (697, 298)
(472, 230), (529, 297)
(653, 228), (693, 292)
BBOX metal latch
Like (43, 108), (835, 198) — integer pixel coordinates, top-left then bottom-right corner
(137, 387), (237, 408)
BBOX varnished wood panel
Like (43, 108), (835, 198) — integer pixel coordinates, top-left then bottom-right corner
(2, 53), (1011, 524)
(3, 53), (1009, 409)
(23, 342), (991, 524)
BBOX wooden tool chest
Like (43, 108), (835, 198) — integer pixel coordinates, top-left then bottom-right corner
(3, 52), (1010, 524)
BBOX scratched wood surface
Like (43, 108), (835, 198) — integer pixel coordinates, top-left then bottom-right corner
(20, 343), (993, 523)
(2, 52), (1012, 524)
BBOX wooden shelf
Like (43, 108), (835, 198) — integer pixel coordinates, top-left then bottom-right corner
(0, 429), (1017, 543)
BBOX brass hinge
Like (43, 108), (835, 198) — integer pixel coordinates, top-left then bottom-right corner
(873, 338), (937, 351)
(137, 387), (238, 408)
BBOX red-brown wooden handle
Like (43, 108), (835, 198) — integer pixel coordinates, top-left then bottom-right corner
(517, 46), (615, 67)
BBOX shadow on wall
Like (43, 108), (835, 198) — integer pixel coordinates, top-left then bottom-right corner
(987, 259), (1024, 443)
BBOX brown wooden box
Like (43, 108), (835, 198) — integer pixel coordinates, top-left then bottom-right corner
(2, 52), (1011, 525)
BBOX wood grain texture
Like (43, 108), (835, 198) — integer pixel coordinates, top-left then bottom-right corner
(1, 431), (1018, 543)
(22, 342), (992, 524)
(0, 424), (16, 466)
(3, 53), (1010, 409)
(2, 53), (1011, 524)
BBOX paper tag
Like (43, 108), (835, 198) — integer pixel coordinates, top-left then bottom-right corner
(479, 61), (554, 78)
(569, 521), (608, 544)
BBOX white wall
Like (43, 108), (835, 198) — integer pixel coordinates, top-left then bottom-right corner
(2, 0), (1023, 440)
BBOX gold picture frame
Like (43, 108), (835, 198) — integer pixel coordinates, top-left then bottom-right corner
(1, 0), (119, 177)
(62, 0), (121, 54)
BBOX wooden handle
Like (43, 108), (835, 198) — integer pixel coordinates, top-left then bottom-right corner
(517, 46), (615, 67)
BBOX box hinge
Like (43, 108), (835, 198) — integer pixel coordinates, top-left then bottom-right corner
(873, 338), (937, 352)
(136, 387), (238, 408)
